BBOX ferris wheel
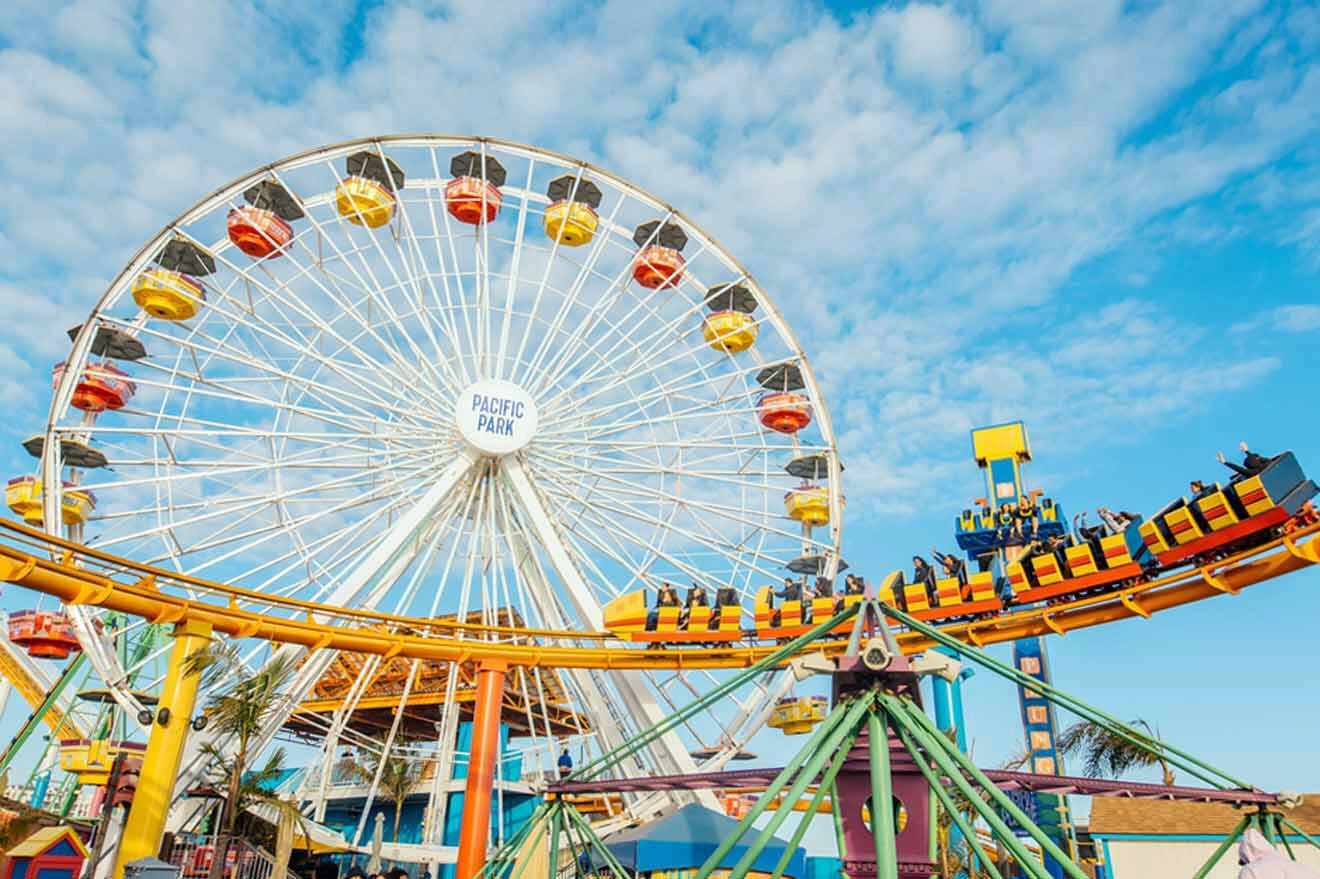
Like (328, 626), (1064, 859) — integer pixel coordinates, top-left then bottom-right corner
(18, 135), (844, 827)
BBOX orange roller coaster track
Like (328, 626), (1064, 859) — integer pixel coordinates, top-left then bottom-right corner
(0, 517), (1317, 670)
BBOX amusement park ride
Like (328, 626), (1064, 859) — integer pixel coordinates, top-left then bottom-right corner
(0, 135), (1317, 879)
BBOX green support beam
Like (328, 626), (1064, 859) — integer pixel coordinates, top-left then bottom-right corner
(0, 652), (86, 775)
(1191, 815), (1249, 879)
(571, 602), (859, 782)
(883, 695), (1054, 879)
(867, 709), (899, 879)
(890, 694), (1088, 879)
(880, 604), (1250, 790)
(727, 698), (873, 879)
(692, 697), (858, 879)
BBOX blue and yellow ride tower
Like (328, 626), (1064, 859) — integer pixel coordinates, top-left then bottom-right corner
(958, 421), (1076, 876)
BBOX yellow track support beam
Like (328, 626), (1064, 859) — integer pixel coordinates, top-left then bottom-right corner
(0, 519), (1317, 671)
(114, 618), (212, 879)
(0, 634), (85, 737)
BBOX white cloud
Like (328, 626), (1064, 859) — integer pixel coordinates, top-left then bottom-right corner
(1, 0), (1316, 520)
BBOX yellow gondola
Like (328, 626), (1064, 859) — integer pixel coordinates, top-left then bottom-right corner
(544, 201), (599, 246)
(784, 484), (832, 526)
(132, 268), (207, 321)
(337, 150), (405, 228)
(59, 739), (147, 786)
(6, 477), (96, 526)
(544, 175), (603, 246)
(703, 310), (758, 353)
(336, 176), (396, 228)
(767, 696), (827, 734)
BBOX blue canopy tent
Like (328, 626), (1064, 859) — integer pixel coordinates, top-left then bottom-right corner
(603, 803), (807, 879)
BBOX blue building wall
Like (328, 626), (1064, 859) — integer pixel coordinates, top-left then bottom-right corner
(321, 722), (536, 878)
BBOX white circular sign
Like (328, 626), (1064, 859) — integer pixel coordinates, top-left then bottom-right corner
(456, 380), (539, 456)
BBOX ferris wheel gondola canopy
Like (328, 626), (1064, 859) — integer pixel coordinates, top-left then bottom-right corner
(156, 236), (216, 276)
(547, 174), (603, 208)
(243, 179), (305, 220)
(756, 362), (805, 392)
(785, 453), (840, 480)
(22, 434), (108, 469)
(633, 220), (688, 250)
(450, 150), (507, 187)
(705, 283), (757, 313)
(66, 324), (146, 361)
(347, 149), (406, 190)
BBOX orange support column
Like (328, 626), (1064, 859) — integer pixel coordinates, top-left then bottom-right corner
(455, 659), (508, 879)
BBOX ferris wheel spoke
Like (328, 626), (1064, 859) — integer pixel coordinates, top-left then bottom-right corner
(119, 356), (410, 439)
(258, 175), (451, 398)
(531, 465), (735, 592)
(364, 143), (473, 393)
(511, 180), (630, 392)
(90, 460), (420, 552)
(140, 458), (429, 578)
(542, 339), (759, 433)
(171, 226), (433, 402)
(501, 458), (702, 780)
(534, 466), (803, 587)
(528, 445), (798, 506)
(110, 313), (429, 430)
(422, 145), (482, 386)
(525, 215), (714, 403)
(531, 264), (720, 411)
(386, 186), (473, 392)
(492, 160), (537, 383)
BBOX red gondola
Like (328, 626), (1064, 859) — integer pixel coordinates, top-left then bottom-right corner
(52, 361), (136, 412)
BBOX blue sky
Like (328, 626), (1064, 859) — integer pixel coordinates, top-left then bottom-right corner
(1, 0), (1318, 820)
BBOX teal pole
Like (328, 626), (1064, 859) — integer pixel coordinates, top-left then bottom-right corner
(1190, 815), (1249, 879)
(729, 699), (872, 879)
(882, 696), (1053, 879)
(867, 709), (898, 879)
(891, 694), (1089, 879)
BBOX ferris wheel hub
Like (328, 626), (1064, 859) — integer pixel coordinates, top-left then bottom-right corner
(456, 379), (539, 457)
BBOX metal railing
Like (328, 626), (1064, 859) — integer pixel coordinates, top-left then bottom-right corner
(164, 834), (297, 879)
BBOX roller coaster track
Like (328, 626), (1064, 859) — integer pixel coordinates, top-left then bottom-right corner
(0, 517), (1316, 671)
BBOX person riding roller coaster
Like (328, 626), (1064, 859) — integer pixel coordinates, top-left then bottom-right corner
(844, 574), (866, 597)
(1097, 506), (1139, 535)
(1218, 441), (1274, 482)
(647, 581), (681, 630)
(911, 555), (937, 604)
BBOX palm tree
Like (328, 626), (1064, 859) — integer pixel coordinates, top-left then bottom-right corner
(1056, 718), (1175, 786)
(353, 755), (423, 845)
(186, 644), (301, 879)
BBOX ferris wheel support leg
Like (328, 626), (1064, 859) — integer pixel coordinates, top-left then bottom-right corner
(501, 457), (714, 805)
(114, 618), (212, 879)
(455, 659), (509, 879)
